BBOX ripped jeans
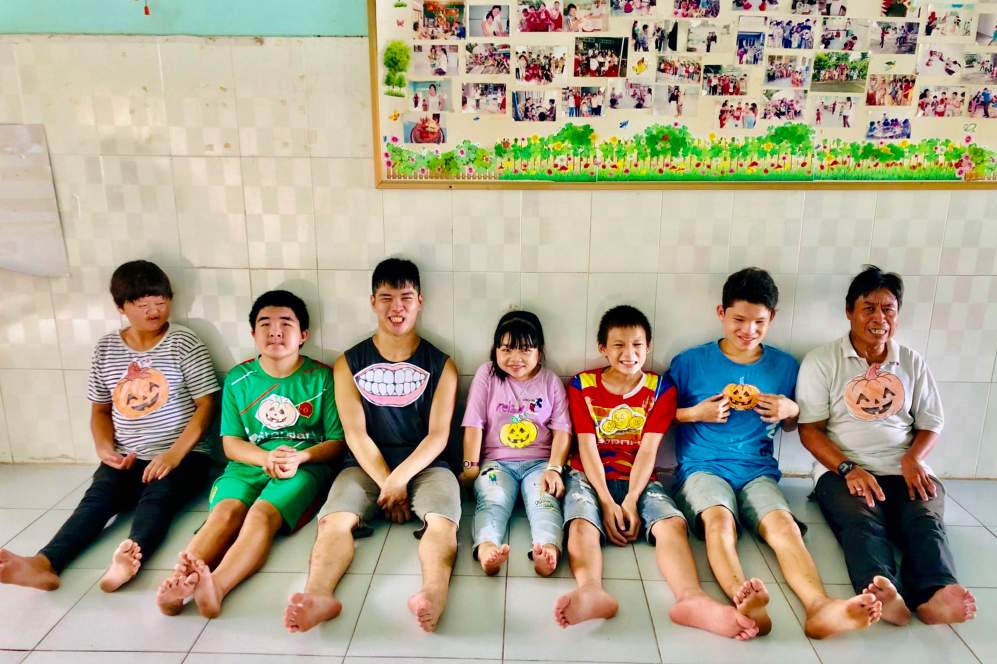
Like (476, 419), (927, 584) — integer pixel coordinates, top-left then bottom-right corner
(473, 459), (563, 555)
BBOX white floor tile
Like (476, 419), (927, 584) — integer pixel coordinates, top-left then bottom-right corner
(24, 653), (182, 664)
(947, 526), (997, 587)
(139, 510), (207, 571)
(779, 477), (826, 524)
(262, 518), (388, 575)
(0, 465), (93, 509)
(504, 576), (660, 662)
(192, 572), (370, 656)
(645, 580), (820, 664)
(508, 516), (638, 579)
(0, 508), (45, 547)
(187, 656), (341, 664)
(38, 572), (207, 652)
(945, 480), (997, 526)
(636, 530), (776, 584)
(374, 517), (487, 577)
(348, 574), (504, 659)
(344, 660), (496, 664)
(0, 568), (100, 650)
(758, 522), (851, 585)
(783, 583), (977, 664)
(944, 494), (982, 527)
(1, 509), (132, 571)
(0, 653), (25, 664)
(951, 587), (997, 663)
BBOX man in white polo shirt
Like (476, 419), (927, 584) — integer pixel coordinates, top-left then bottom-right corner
(797, 265), (977, 627)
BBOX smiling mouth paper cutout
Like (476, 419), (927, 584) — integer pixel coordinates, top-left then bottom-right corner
(843, 363), (904, 421)
(353, 362), (430, 407)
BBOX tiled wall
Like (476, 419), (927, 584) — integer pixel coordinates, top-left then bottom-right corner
(1, 35), (996, 476)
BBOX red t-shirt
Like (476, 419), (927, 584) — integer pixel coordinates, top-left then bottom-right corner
(568, 368), (677, 480)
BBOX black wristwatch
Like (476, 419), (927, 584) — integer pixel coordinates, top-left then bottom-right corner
(837, 460), (856, 477)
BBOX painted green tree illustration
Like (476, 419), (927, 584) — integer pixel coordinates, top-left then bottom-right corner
(383, 40), (410, 98)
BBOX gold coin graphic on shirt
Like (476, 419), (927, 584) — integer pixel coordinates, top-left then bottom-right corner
(599, 417), (618, 435)
(612, 406), (634, 427)
(112, 361), (169, 420)
(628, 414), (646, 430)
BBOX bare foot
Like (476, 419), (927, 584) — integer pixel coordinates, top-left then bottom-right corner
(804, 592), (882, 639)
(156, 571), (197, 616)
(0, 549), (60, 591)
(916, 584), (976, 625)
(733, 578), (772, 636)
(478, 542), (510, 576)
(670, 592), (759, 640)
(553, 584), (619, 628)
(191, 557), (223, 619)
(532, 543), (558, 577)
(865, 575), (910, 626)
(407, 584), (448, 632)
(284, 592), (343, 633)
(99, 539), (142, 592)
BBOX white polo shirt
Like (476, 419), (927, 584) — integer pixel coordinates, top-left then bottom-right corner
(797, 334), (944, 479)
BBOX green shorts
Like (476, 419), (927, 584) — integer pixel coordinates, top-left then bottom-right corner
(209, 461), (335, 532)
(675, 471), (806, 539)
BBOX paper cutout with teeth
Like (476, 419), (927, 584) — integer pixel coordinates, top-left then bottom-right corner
(843, 363), (905, 421)
(353, 362), (430, 407)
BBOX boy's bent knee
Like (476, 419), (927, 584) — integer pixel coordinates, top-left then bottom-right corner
(758, 509), (802, 542)
(318, 511), (360, 534)
(651, 516), (687, 541)
(247, 500), (284, 532)
(701, 505), (736, 532)
(210, 499), (249, 527)
(424, 513), (458, 536)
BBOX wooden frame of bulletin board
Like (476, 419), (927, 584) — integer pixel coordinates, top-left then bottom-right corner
(368, 0), (997, 187)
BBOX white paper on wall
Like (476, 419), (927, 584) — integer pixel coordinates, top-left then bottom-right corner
(0, 124), (68, 277)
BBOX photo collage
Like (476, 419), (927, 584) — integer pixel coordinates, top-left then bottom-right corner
(391, 0), (997, 145)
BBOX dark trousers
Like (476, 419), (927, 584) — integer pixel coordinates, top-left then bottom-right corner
(40, 452), (212, 573)
(814, 472), (958, 609)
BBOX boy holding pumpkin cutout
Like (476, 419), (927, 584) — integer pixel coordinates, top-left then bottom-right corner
(0, 261), (218, 593)
(668, 267), (882, 639)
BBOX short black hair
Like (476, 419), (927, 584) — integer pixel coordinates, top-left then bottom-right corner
(490, 310), (546, 381)
(372, 258), (421, 295)
(597, 305), (652, 346)
(109, 260), (173, 308)
(722, 267), (779, 313)
(248, 290), (310, 331)
(846, 265), (904, 311)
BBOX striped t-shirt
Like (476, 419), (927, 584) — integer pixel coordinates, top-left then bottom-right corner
(87, 323), (220, 459)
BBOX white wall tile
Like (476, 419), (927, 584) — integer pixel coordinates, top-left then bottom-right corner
(452, 272), (521, 372)
(589, 191), (662, 272)
(0, 270), (61, 370)
(452, 190), (522, 272)
(927, 276), (997, 383)
(942, 191), (997, 276)
(790, 274), (852, 359)
(50, 266), (122, 371)
(585, 273), (659, 368)
(171, 268), (255, 372)
(522, 191), (591, 272)
(931, 382), (988, 478)
(798, 191), (874, 275)
(64, 369), (99, 463)
(0, 369), (74, 462)
(659, 191), (732, 274)
(728, 191), (804, 274)
(383, 190), (453, 271)
(302, 38), (372, 158)
(241, 157), (316, 269)
(419, 271), (456, 359)
(0, 387), (11, 463)
(654, 273), (726, 370)
(316, 270), (375, 364)
(249, 269), (323, 360)
(0, 42), (23, 123)
(313, 158), (385, 270)
(977, 384), (997, 478)
(521, 273), (589, 377)
(172, 156), (249, 268)
(871, 191), (949, 276)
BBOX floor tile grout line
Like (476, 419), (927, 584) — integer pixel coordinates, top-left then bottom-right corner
(25, 568), (104, 654)
(946, 621), (985, 664)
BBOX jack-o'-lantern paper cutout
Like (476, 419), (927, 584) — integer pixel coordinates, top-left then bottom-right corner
(844, 363), (904, 421)
(723, 382), (760, 411)
(256, 394), (300, 430)
(112, 360), (169, 420)
(500, 414), (538, 448)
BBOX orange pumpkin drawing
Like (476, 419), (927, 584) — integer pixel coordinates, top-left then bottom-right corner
(844, 364), (904, 421)
(112, 361), (169, 420)
(723, 383), (760, 410)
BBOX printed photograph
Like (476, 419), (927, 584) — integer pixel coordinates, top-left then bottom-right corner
(629, 52), (655, 77)
(866, 73), (917, 105)
(766, 54), (813, 87)
(654, 20), (680, 51)
(866, 110), (912, 138)
(811, 50), (870, 91)
(611, 0), (658, 14)
(461, 82), (507, 112)
(412, 0), (467, 39)
(402, 112), (448, 143)
(810, 94), (859, 126)
(737, 16), (767, 64)
(761, 88), (807, 120)
(717, 98), (762, 128)
(964, 52), (997, 83)
(409, 80), (453, 112)
(871, 20), (919, 54)
(967, 85), (997, 116)
(630, 19), (655, 51)
(732, 0), (781, 12)
(687, 20), (731, 53)
(608, 79), (654, 108)
(881, 0), (919, 18)
(413, 44), (459, 76)
(514, 45), (568, 83)
(464, 42), (511, 74)
(563, 85), (607, 116)
(702, 64), (750, 94)
(821, 18), (869, 50)
(924, 2), (976, 38)
(918, 44), (965, 77)
(675, 0), (721, 19)
(770, 17), (817, 48)
(468, 4), (511, 36)
(574, 36), (629, 76)
(654, 83), (701, 116)
(517, 0), (609, 31)
(511, 88), (560, 120)
(657, 55), (703, 83)
(915, 85), (967, 115)
(977, 13), (997, 45)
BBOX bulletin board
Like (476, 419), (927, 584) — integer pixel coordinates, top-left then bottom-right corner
(368, 0), (997, 186)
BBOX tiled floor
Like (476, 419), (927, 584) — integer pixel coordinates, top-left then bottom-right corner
(1, 465), (997, 664)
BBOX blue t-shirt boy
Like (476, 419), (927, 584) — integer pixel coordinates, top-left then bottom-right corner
(669, 341), (799, 490)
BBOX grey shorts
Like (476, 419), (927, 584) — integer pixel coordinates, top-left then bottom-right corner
(562, 469), (685, 545)
(319, 465), (461, 537)
(675, 471), (806, 539)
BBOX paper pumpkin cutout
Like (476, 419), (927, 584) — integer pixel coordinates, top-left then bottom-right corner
(112, 361), (169, 420)
(844, 364), (904, 421)
(723, 382), (760, 410)
(500, 415), (538, 448)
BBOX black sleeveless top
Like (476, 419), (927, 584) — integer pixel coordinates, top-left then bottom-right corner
(343, 336), (450, 469)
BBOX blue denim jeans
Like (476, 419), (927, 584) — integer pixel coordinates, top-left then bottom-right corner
(473, 459), (564, 554)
